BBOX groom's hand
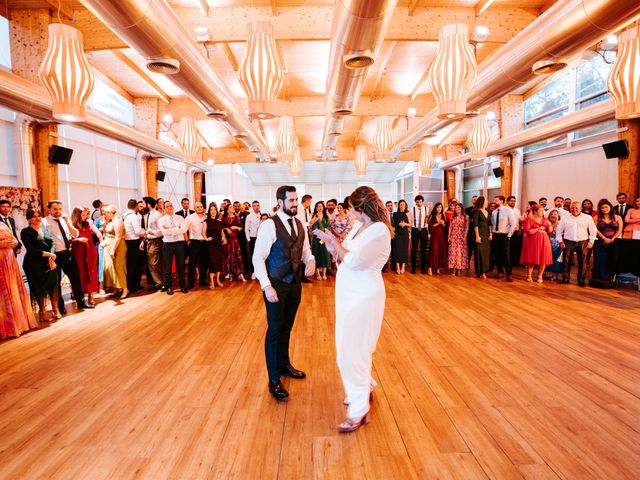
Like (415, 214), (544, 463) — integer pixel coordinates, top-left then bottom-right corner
(264, 285), (279, 303)
(304, 259), (316, 277)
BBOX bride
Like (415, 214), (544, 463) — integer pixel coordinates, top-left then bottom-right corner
(314, 186), (393, 432)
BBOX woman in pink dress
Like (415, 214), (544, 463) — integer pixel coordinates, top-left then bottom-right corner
(71, 207), (101, 305)
(520, 205), (553, 283)
(444, 199), (457, 223)
(447, 203), (469, 275)
(0, 221), (37, 339)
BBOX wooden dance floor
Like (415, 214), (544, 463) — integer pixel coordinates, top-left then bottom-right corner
(1, 273), (639, 479)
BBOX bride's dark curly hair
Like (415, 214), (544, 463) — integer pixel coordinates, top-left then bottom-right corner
(349, 186), (395, 238)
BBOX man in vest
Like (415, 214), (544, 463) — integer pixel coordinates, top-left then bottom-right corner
(253, 185), (316, 401)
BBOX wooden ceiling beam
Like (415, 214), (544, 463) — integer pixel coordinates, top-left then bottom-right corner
(538, 0), (557, 14)
(438, 120), (467, 150)
(220, 43), (239, 72)
(44, 0), (73, 20)
(271, 0), (277, 17)
(409, 68), (430, 101)
(112, 50), (171, 104)
(408, 0), (421, 17)
(475, 0), (497, 16)
(197, 0), (209, 17)
(369, 41), (397, 102)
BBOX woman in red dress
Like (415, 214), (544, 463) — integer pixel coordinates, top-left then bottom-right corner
(221, 204), (246, 283)
(520, 205), (553, 283)
(71, 207), (102, 305)
(427, 202), (447, 275)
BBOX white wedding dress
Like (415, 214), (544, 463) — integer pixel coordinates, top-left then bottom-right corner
(335, 220), (391, 418)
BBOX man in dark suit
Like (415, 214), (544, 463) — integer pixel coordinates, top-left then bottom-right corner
(176, 198), (195, 219)
(0, 199), (22, 255)
(614, 192), (630, 225)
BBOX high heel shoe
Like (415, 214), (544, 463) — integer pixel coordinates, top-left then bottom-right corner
(537, 276), (544, 284)
(316, 273), (322, 280)
(337, 412), (370, 433)
(322, 274), (327, 280)
(527, 275), (533, 282)
(120, 289), (129, 299)
(239, 274), (247, 283)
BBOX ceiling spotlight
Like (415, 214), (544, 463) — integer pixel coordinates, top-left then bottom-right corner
(472, 25), (490, 43)
(486, 111), (497, 121)
(163, 113), (173, 124)
(532, 58), (568, 75)
(194, 26), (209, 36)
(207, 159), (214, 166)
(599, 34), (619, 52)
(407, 107), (417, 117)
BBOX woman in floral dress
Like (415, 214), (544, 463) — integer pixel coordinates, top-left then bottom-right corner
(447, 203), (469, 275)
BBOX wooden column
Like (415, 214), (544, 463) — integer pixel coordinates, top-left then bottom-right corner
(8, 9), (51, 82)
(618, 119), (640, 198)
(499, 95), (524, 200)
(500, 154), (513, 197)
(146, 158), (159, 199)
(33, 124), (58, 209)
(445, 170), (456, 204)
(194, 172), (203, 203)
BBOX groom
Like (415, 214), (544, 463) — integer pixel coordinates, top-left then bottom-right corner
(253, 185), (316, 400)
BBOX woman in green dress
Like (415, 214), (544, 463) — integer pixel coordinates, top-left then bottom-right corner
(102, 205), (128, 298)
(471, 196), (492, 279)
(310, 201), (332, 280)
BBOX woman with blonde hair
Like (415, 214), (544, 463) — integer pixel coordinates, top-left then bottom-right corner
(102, 205), (128, 299)
(314, 186), (393, 433)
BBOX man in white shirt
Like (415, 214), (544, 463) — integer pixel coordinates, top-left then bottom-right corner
(507, 195), (524, 269)
(245, 200), (262, 279)
(553, 196), (568, 219)
(411, 195), (429, 274)
(491, 195), (517, 282)
(142, 197), (164, 289)
(123, 198), (146, 293)
(556, 201), (597, 286)
(42, 199), (93, 313)
(253, 185), (315, 401)
(158, 200), (189, 295)
(295, 194), (313, 283)
(185, 201), (208, 289)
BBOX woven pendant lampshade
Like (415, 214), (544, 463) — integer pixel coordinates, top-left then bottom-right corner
(38, 23), (95, 122)
(373, 116), (394, 162)
(276, 116), (298, 162)
(607, 24), (640, 119)
(354, 144), (368, 176)
(427, 23), (477, 120)
(466, 114), (491, 160)
(418, 143), (435, 176)
(289, 148), (303, 176)
(238, 22), (285, 120)
(176, 117), (202, 164)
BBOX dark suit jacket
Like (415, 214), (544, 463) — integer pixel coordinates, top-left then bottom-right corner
(176, 209), (195, 219)
(1, 216), (22, 253)
(613, 204), (630, 222)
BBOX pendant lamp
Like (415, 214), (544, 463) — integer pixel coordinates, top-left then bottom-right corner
(354, 145), (368, 176)
(289, 148), (302, 176)
(176, 117), (202, 164)
(427, 23), (477, 120)
(276, 116), (298, 162)
(38, 23), (95, 122)
(466, 114), (491, 160)
(418, 143), (435, 176)
(238, 22), (285, 119)
(373, 116), (394, 162)
(607, 24), (640, 119)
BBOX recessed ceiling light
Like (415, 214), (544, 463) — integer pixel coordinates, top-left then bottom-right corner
(407, 107), (417, 117)
(194, 26), (209, 36)
(486, 111), (496, 120)
(472, 25), (490, 43)
(207, 159), (214, 165)
(163, 113), (173, 124)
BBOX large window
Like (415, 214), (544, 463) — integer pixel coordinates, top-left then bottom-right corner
(523, 53), (616, 152)
(462, 157), (501, 207)
(0, 107), (18, 186)
(58, 125), (139, 211)
(0, 16), (11, 70)
(87, 78), (134, 126)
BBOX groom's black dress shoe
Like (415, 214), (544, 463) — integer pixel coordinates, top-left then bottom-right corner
(282, 365), (306, 379)
(269, 381), (289, 400)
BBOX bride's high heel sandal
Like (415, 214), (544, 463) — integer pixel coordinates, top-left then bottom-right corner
(337, 412), (370, 433)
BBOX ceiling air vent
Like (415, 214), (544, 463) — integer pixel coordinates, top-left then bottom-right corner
(343, 50), (374, 69)
(206, 110), (227, 120)
(146, 57), (180, 74)
(532, 58), (568, 75)
(332, 108), (353, 116)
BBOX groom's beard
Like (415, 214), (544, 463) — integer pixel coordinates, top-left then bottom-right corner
(283, 205), (297, 217)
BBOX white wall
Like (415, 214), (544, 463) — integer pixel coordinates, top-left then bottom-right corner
(204, 164), (255, 208)
(523, 137), (619, 206)
(0, 118), (17, 186)
(58, 125), (139, 211)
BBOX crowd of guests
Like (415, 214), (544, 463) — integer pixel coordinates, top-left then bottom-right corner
(387, 191), (640, 286)
(1, 190), (639, 340)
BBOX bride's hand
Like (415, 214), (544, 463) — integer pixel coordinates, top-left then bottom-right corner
(313, 229), (333, 243)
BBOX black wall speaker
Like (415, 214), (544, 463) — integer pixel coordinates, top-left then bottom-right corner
(156, 171), (166, 182)
(49, 145), (73, 165)
(602, 140), (629, 159)
(493, 166), (504, 178)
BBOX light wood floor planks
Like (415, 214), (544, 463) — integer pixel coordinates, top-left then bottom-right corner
(1, 272), (639, 480)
